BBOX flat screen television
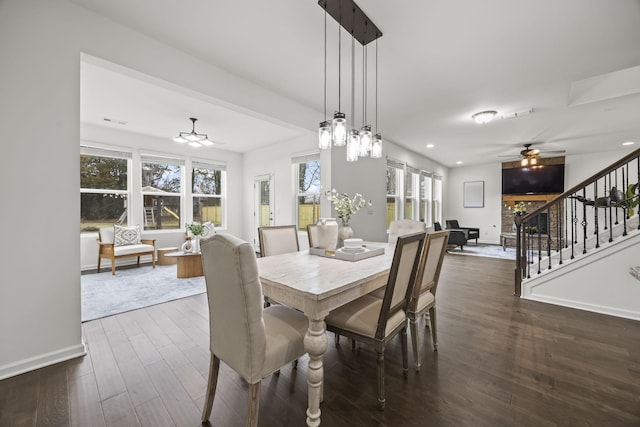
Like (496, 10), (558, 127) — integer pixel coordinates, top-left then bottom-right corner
(502, 164), (565, 195)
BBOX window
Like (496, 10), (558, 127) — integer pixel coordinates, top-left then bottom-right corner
(141, 156), (183, 230)
(80, 147), (130, 233)
(420, 172), (433, 226)
(192, 161), (226, 227)
(386, 160), (404, 229)
(293, 154), (321, 231)
(404, 166), (420, 220)
(433, 175), (443, 225)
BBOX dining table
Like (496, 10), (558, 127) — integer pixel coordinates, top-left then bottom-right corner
(256, 242), (395, 427)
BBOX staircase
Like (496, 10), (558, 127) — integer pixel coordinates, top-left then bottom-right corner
(515, 148), (640, 321)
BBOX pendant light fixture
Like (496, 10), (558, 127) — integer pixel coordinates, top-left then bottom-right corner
(331, 9), (347, 147)
(173, 117), (215, 148)
(346, 23), (360, 162)
(359, 26), (372, 158)
(318, 6), (332, 149)
(318, 0), (383, 161)
(371, 38), (383, 158)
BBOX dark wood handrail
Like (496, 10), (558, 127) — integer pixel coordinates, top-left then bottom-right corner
(521, 147), (640, 221)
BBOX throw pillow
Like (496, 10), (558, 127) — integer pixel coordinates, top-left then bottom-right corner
(114, 225), (141, 247)
(202, 221), (215, 238)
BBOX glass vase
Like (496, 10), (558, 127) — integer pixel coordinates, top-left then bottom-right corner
(338, 221), (354, 248)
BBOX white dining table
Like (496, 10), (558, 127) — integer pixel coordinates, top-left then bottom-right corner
(256, 243), (394, 427)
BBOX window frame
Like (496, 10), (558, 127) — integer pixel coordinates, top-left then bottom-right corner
(80, 146), (131, 233)
(191, 160), (227, 229)
(293, 154), (321, 231)
(140, 155), (184, 231)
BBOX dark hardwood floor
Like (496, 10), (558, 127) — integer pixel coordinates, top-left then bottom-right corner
(1, 254), (639, 426)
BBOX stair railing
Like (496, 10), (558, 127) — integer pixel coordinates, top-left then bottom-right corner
(514, 148), (640, 296)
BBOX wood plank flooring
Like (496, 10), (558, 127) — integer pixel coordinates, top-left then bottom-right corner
(1, 254), (639, 426)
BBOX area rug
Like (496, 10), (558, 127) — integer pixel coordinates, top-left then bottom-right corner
(81, 265), (205, 322)
(446, 243), (516, 260)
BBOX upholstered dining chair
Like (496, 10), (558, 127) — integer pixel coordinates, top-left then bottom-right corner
(325, 232), (426, 409)
(200, 233), (308, 427)
(387, 219), (426, 245)
(258, 225), (299, 257)
(306, 223), (318, 248)
(407, 230), (449, 371)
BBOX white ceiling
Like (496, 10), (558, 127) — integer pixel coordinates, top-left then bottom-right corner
(75, 0), (640, 167)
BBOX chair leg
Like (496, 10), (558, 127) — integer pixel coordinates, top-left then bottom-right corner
(410, 317), (420, 371)
(401, 326), (409, 377)
(375, 342), (385, 410)
(201, 354), (220, 422)
(247, 382), (261, 427)
(137, 256), (141, 267)
(111, 259), (116, 275)
(152, 252), (156, 269)
(97, 256), (101, 273)
(429, 307), (438, 351)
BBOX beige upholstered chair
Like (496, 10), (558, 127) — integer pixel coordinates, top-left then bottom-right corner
(388, 219), (426, 245)
(407, 230), (449, 371)
(306, 224), (319, 248)
(97, 226), (155, 275)
(200, 233), (308, 426)
(325, 232), (426, 409)
(258, 225), (299, 256)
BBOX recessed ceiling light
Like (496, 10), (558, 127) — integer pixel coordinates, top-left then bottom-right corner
(426, 144), (434, 148)
(456, 161), (463, 165)
(622, 141), (635, 146)
(471, 110), (497, 124)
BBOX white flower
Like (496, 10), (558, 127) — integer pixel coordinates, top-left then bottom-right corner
(324, 189), (371, 224)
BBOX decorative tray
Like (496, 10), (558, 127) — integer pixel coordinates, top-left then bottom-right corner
(309, 245), (385, 262)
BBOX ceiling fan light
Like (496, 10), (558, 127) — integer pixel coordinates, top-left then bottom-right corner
(472, 110), (497, 124)
(521, 158), (528, 166)
(530, 157), (537, 165)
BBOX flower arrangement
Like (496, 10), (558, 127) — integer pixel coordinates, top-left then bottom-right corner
(186, 222), (205, 236)
(512, 201), (527, 215)
(324, 189), (371, 225)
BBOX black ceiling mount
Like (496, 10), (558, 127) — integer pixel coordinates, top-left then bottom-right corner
(318, 0), (382, 46)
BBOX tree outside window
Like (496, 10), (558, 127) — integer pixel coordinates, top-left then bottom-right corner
(80, 152), (129, 233)
(193, 166), (225, 227)
(141, 159), (182, 230)
(296, 160), (321, 231)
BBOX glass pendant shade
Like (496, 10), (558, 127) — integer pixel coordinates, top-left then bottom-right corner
(318, 121), (332, 149)
(200, 138), (215, 146)
(332, 112), (347, 146)
(188, 141), (202, 148)
(359, 125), (372, 157)
(371, 133), (383, 158)
(346, 129), (360, 162)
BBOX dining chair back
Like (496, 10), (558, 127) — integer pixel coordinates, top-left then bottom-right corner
(408, 230), (449, 370)
(200, 233), (308, 426)
(307, 224), (318, 248)
(325, 231), (426, 409)
(388, 219), (426, 245)
(258, 225), (299, 257)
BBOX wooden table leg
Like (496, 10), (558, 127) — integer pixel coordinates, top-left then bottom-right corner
(303, 316), (328, 427)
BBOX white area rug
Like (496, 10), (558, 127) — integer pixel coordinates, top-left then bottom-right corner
(446, 243), (516, 260)
(81, 265), (205, 322)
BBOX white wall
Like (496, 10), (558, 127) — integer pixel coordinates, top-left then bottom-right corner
(0, 0), (318, 379)
(447, 163), (502, 244)
(242, 134), (317, 248)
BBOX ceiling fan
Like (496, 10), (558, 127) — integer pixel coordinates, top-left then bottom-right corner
(499, 143), (565, 166)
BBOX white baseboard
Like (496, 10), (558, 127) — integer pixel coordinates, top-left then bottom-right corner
(0, 341), (87, 380)
(524, 293), (640, 322)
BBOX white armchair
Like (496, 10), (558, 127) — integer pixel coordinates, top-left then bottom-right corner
(97, 225), (155, 275)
